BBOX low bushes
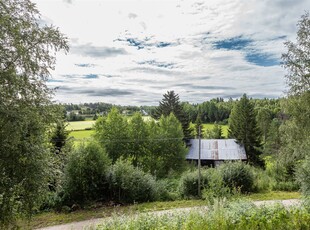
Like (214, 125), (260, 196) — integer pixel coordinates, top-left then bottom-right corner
(219, 161), (254, 193)
(106, 160), (158, 203)
(179, 169), (209, 198)
(179, 162), (256, 200)
(296, 157), (310, 196)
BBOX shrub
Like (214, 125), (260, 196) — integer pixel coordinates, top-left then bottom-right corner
(179, 169), (208, 198)
(156, 178), (179, 201)
(219, 161), (254, 193)
(251, 166), (274, 192)
(202, 168), (232, 202)
(272, 181), (299, 192)
(296, 157), (310, 196)
(63, 142), (111, 206)
(106, 160), (157, 203)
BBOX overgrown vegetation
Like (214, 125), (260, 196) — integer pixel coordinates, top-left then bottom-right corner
(1, 0), (310, 228)
(96, 199), (310, 230)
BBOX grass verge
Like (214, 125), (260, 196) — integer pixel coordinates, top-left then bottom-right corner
(26, 191), (300, 229)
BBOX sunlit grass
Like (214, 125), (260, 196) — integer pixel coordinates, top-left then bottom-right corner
(68, 130), (95, 139)
(28, 191), (300, 229)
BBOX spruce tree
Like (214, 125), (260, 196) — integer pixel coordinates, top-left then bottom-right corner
(229, 94), (263, 166)
(153, 91), (192, 140)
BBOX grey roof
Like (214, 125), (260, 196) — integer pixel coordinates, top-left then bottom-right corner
(186, 139), (247, 160)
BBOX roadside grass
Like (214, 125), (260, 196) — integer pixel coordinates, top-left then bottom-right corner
(27, 191), (300, 229)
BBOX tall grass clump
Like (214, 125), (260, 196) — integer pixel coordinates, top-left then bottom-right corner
(106, 160), (158, 203)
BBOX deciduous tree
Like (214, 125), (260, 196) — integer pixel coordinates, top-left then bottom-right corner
(0, 0), (68, 226)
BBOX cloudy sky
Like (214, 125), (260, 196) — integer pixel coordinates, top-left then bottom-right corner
(33, 0), (310, 105)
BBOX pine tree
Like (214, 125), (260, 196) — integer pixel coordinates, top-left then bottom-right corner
(229, 94), (263, 166)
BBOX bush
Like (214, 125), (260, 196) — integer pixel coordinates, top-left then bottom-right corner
(272, 181), (299, 192)
(106, 160), (157, 203)
(251, 166), (274, 192)
(219, 161), (254, 193)
(156, 178), (179, 201)
(202, 168), (232, 202)
(179, 169), (208, 198)
(63, 142), (111, 206)
(296, 158), (310, 196)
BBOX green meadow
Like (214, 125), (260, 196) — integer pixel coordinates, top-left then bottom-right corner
(67, 121), (230, 140)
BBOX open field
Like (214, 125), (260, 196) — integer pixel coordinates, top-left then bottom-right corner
(68, 130), (95, 139)
(67, 122), (230, 140)
(67, 121), (96, 131)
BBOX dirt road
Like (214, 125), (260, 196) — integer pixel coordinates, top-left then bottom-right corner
(37, 199), (301, 230)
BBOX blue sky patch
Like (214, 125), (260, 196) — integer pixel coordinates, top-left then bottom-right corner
(48, 79), (64, 83)
(214, 36), (252, 50)
(138, 60), (174, 69)
(245, 52), (280, 67)
(84, 74), (99, 79)
(156, 42), (173, 48)
(75, 63), (95, 67)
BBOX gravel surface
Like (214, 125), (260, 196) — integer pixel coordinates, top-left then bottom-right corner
(37, 199), (301, 230)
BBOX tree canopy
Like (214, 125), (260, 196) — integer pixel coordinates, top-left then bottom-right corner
(0, 0), (68, 226)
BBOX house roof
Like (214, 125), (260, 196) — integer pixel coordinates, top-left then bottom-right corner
(186, 139), (247, 161)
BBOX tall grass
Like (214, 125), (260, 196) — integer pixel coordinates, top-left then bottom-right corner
(95, 199), (310, 230)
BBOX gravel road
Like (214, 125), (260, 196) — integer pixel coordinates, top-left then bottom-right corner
(37, 199), (301, 230)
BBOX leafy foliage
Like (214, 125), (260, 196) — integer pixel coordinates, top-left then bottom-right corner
(219, 161), (254, 193)
(279, 12), (310, 178)
(179, 169), (209, 198)
(0, 0), (68, 227)
(63, 142), (111, 205)
(94, 107), (129, 162)
(205, 123), (224, 139)
(106, 160), (158, 203)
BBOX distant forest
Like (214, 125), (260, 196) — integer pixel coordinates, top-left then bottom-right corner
(63, 97), (282, 125)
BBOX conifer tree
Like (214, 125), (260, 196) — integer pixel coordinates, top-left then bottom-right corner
(153, 91), (192, 140)
(229, 94), (263, 166)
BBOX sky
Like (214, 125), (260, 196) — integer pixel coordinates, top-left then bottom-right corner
(33, 0), (310, 105)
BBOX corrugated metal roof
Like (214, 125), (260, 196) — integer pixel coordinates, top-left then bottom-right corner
(186, 139), (247, 160)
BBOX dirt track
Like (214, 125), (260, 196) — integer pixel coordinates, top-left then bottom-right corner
(37, 199), (301, 230)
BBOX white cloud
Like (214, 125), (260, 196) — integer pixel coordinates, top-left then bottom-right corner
(33, 0), (310, 105)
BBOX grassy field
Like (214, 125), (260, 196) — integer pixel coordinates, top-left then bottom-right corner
(68, 130), (95, 139)
(202, 123), (229, 137)
(67, 121), (230, 140)
(27, 191), (300, 229)
(67, 120), (96, 131)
